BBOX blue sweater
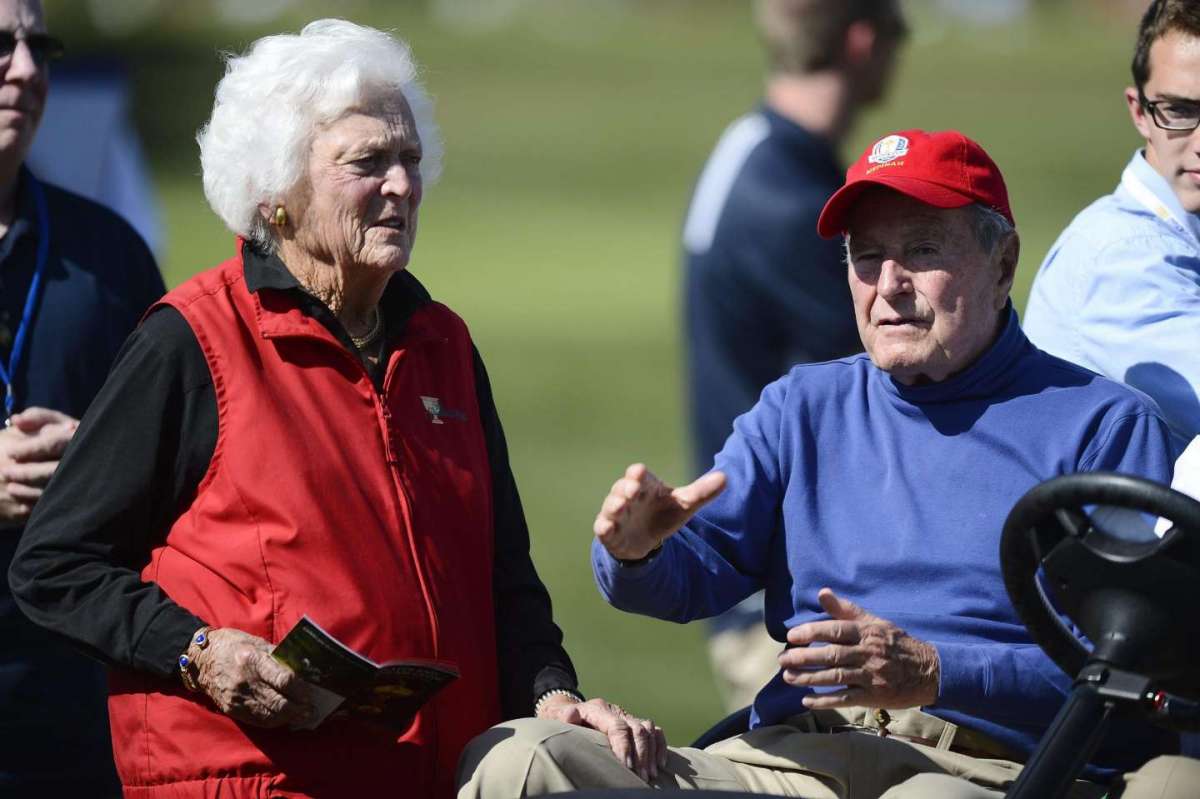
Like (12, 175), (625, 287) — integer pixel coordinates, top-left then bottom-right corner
(593, 310), (1180, 774)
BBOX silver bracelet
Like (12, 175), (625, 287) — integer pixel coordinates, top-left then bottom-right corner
(534, 688), (584, 716)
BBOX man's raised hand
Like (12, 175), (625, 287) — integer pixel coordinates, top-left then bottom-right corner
(593, 464), (726, 560)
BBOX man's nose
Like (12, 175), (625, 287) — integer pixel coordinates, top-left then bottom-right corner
(6, 39), (42, 82)
(877, 258), (913, 297)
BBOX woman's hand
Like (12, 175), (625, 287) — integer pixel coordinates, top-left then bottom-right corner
(536, 694), (668, 783)
(193, 628), (316, 729)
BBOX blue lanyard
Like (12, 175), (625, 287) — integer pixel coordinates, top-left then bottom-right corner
(0, 174), (50, 421)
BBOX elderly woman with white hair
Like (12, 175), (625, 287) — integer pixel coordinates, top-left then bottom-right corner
(8, 19), (664, 799)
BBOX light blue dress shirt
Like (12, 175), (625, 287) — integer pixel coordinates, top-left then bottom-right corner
(1025, 151), (1200, 439)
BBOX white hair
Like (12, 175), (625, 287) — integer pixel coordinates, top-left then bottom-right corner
(842, 202), (1016, 263)
(197, 19), (443, 251)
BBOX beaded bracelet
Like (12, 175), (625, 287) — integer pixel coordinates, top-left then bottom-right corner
(533, 688), (585, 717)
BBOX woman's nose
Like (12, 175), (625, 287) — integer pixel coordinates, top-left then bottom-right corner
(382, 163), (414, 198)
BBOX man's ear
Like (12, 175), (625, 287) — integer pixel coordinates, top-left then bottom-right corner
(994, 231), (1020, 310)
(1125, 86), (1154, 141)
(844, 20), (879, 68)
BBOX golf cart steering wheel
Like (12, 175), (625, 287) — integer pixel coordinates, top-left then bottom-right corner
(1000, 471), (1200, 707)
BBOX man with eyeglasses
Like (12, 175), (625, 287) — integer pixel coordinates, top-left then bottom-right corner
(1025, 0), (1200, 441)
(0, 0), (164, 795)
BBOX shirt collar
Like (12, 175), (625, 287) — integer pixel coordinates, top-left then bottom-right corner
(1120, 150), (1200, 244)
(0, 167), (41, 267)
(240, 240), (432, 342)
(880, 303), (1029, 406)
(758, 103), (842, 173)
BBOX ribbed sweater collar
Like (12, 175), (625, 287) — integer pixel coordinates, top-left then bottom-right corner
(877, 303), (1028, 407)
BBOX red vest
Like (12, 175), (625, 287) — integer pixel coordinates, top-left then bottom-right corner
(108, 251), (501, 798)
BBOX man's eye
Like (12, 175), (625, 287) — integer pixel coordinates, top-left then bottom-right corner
(1164, 103), (1200, 119)
(851, 257), (881, 278)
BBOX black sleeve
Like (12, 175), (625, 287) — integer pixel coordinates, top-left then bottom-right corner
(8, 306), (217, 678)
(473, 347), (580, 718)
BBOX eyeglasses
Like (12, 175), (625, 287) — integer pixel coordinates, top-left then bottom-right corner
(1141, 94), (1200, 132)
(0, 31), (64, 68)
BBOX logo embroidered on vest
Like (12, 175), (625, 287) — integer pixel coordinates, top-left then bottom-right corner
(421, 395), (466, 424)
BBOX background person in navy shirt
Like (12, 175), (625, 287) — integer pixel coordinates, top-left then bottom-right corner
(0, 0), (163, 794)
(459, 130), (1188, 799)
(681, 0), (907, 712)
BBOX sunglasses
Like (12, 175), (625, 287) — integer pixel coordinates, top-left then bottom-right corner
(0, 31), (64, 66)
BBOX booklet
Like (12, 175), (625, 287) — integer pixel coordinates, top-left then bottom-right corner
(271, 615), (460, 731)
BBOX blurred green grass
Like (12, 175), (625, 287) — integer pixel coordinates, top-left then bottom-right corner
(47, 0), (1148, 741)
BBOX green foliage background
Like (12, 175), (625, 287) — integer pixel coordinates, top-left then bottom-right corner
(42, 0), (1145, 741)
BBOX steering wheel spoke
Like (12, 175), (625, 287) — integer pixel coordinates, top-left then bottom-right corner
(1053, 507), (1091, 540)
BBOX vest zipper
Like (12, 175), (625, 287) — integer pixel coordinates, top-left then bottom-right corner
(375, 352), (443, 661)
(329, 340), (443, 661)
(375, 346), (444, 767)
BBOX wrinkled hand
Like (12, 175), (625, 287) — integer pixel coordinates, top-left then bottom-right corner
(537, 694), (668, 783)
(779, 588), (940, 710)
(0, 407), (78, 526)
(193, 628), (316, 729)
(593, 463), (726, 560)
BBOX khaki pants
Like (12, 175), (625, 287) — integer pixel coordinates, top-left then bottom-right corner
(456, 707), (1190, 799)
(892, 756), (1200, 799)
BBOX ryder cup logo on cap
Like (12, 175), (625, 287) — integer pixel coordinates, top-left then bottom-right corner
(868, 134), (909, 165)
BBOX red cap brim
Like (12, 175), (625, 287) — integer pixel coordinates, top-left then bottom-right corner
(816, 175), (980, 239)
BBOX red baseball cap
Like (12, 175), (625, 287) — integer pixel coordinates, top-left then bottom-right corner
(816, 129), (1014, 238)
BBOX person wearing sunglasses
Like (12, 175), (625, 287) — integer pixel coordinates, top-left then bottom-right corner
(0, 0), (164, 796)
(1025, 0), (1200, 443)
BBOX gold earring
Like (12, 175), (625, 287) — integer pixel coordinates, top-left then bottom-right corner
(273, 206), (288, 227)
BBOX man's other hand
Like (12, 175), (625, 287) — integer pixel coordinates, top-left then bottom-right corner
(779, 588), (940, 709)
(0, 407), (79, 526)
(594, 464), (726, 561)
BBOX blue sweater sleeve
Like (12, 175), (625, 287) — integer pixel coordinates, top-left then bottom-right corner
(935, 407), (1178, 722)
(593, 378), (789, 620)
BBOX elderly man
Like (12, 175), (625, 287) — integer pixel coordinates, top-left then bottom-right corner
(1025, 0), (1200, 440)
(457, 131), (1183, 799)
(0, 0), (163, 794)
